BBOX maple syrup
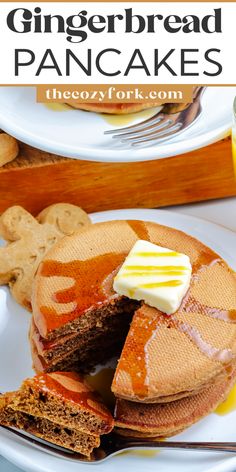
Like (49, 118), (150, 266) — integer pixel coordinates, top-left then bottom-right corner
(128, 220), (150, 241)
(28, 372), (111, 420)
(38, 252), (126, 334)
(120, 450), (158, 458)
(85, 368), (116, 409)
(215, 383), (236, 415)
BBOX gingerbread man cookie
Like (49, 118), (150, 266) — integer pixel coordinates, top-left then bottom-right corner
(0, 132), (19, 167)
(0, 204), (91, 310)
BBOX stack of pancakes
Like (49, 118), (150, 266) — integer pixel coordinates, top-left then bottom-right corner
(30, 220), (236, 438)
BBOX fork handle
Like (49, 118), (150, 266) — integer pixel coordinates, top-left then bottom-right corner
(121, 440), (236, 453)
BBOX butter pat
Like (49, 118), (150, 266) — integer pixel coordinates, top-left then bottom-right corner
(113, 240), (192, 315)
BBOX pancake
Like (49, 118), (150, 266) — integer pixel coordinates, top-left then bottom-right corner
(31, 220), (236, 404)
(114, 368), (236, 437)
(67, 103), (161, 114)
(0, 371), (114, 456)
(0, 393), (100, 457)
(68, 102), (190, 114)
(69, 100), (189, 115)
(30, 317), (131, 373)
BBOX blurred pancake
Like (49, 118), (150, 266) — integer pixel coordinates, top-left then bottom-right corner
(67, 102), (161, 114)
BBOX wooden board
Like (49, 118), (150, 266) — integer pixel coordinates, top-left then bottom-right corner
(0, 137), (236, 215)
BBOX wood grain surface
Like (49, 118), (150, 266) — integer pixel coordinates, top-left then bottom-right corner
(0, 137), (235, 215)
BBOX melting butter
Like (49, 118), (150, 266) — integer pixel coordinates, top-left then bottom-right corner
(122, 271), (189, 277)
(44, 103), (72, 112)
(131, 450), (159, 458)
(102, 108), (157, 126)
(118, 438), (165, 458)
(113, 239), (192, 315)
(85, 368), (115, 409)
(139, 280), (184, 288)
(118, 449), (159, 458)
(124, 265), (189, 271)
(134, 252), (180, 257)
(215, 383), (236, 415)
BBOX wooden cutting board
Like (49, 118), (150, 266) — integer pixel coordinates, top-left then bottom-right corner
(0, 137), (236, 215)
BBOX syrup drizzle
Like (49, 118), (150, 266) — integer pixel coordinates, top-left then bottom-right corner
(133, 252), (180, 257)
(121, 271), (188, 277)
(38, 252), (126, 334)
(138, 280), (183, 289)
(180, 296), (236, 323)
(30, 372), (111, 422)
(127, 220), (150, 241)
(37, 220), (149, 336)
(116, 309), (160, 398)
(171, 316), (233, 363)
(85, 368), (116, 409)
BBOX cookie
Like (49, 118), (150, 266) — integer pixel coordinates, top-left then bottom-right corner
(0, 133), (19, 167)
(0, 204), (91, 310)
(37, 203), (91, 235)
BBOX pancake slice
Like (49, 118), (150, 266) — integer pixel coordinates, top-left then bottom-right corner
(9, 372), (114, 435)
(0, 372), (114, 457)
(0, 393), (99, 457)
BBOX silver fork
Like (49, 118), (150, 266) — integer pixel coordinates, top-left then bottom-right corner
(104, 87), (205, 147)
(1, 426), (236, 463)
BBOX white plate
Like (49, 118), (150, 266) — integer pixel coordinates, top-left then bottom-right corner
(0, 87), (235, 163)
(1, 208), (236, 472)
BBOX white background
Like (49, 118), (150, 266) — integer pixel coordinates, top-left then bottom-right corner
(0, 2), (235, 84)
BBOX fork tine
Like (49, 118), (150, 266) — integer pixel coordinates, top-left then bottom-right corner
(111, 116), (166, 138)
(130, 99), (203, 146)
(104, 112), (162, 135)
(114, 118), (173, 141)
(0, 425), (84, 459)
(131, 124), (184, 147)
(119, 120), (176, 142)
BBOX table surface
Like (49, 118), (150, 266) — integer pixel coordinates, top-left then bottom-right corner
(1, 195), (236, 472)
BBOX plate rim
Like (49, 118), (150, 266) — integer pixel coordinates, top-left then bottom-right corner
(1, 207), (236, 472)
(0, 86), (234, 163)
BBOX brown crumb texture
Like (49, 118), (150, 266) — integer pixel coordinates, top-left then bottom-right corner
(31, 309), (134, 364)
(41, 298), (139, 341)
(32, 333), (125, 374)
(11, 374), (114, 435)
(0, 394), (99, 457)
(11, 385), (112, 435)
